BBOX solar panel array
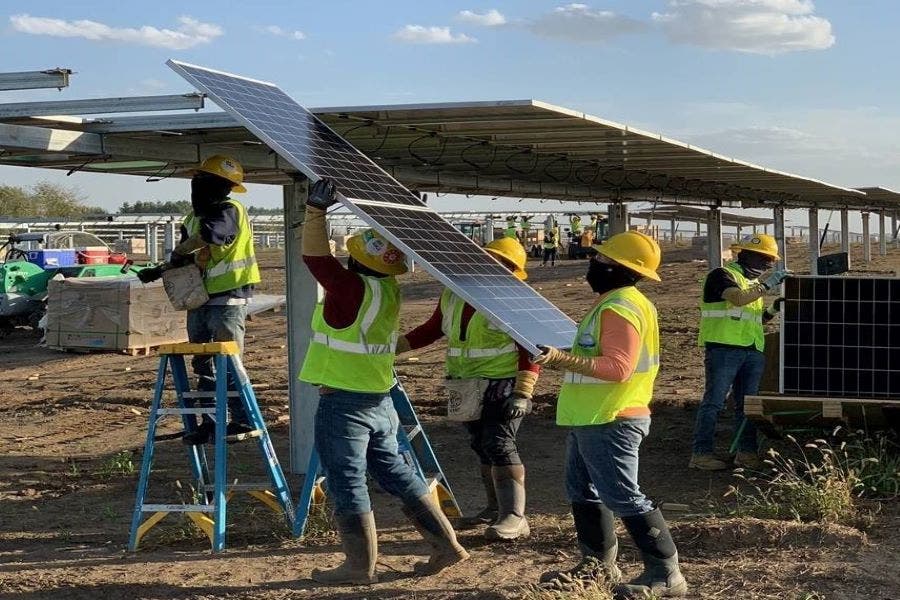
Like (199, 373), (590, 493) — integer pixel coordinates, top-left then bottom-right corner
(782, 276), (900, 399)
(168, 60), (577, 352)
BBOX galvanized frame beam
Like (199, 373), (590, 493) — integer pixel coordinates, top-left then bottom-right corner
(0, 94), (204, 119)
(0, 68), (71, 91)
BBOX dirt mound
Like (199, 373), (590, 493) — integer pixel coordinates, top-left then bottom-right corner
(673, 516), (868, 553)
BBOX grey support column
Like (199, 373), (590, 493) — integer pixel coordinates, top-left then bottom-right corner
(879, 210), (887, 256)
(840, 208), (851, 269)
(808, 208), (819, 275)
(862, 212), (871, 263)
(148, 224), (159, 263)
(773, 206), (786, 271)
(284, 178), (321, 475)
(707, 207), (723, 269)
(484, 215), (494, 244)
(608, 201), (628, 235)
(669, 217), (677, 242)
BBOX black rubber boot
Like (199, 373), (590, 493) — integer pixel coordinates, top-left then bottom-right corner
(485, 465), (530, 540)
(456, 465), (498, 529)
(402, 494), (469, 576)
(615, 509), (687, 598)
(311, 511), (378, 585)
(539, 502), (621, 589)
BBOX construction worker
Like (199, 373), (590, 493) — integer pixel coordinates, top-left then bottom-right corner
(397, 237), (539, 542)
(570, 214), (583, 235)
(533, 231), (687, 598)
(138, 155), (260, 443)
(541, 219), (559, 266)
(691, 234), (789, 471)
(299, 178), (468, 585)
(505, 216), (518, 239)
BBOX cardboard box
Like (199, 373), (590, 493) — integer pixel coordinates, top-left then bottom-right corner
(45, 277), (187, 352)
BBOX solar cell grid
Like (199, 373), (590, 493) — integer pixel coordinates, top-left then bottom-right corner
(168, 60), (578, 352)
(782, 276), (900, 399)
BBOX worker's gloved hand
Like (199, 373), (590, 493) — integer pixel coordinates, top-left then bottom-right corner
(503, 393), (532, 420)
(307, 178), (337, 210)
(532, 345), (564, 366)
(395, 335), (411, 355)
(770, 297), (785, 314)
(137, 265), (164, 284)
(761, 268), (792, 290)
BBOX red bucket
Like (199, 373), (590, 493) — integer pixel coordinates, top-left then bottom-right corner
(77, 249), (110, 264)
(108, 251), (128, 264)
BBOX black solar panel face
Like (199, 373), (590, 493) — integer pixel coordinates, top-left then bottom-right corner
(352, 204), (577, 348)
(168, 61), (578, 353)
(168, 63), (423, 207)
(782, 276), (900, 398)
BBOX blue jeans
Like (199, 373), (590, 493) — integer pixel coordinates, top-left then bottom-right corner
(315, 390), (430, 516)
(186, 304), (249, 424)
(565, 418), (654, 518)
(693, 345), (765, 454)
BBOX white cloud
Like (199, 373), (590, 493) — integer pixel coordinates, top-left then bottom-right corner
(257, 25), (306, 40)
(457, 9), (507, 27)
(9, 14), (223, 50)
(528, 4), (646, 43)
(652, 0), (834, 54)
(391, 25), (476, 44)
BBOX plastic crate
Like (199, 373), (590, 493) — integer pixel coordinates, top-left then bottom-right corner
(25, 249), (78, 268)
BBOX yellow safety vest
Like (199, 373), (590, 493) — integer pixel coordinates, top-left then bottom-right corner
(557, 286), (660, 426)
(698, 262), (765, 351)
(299, 275), (400, 394)
(505, 226), (518, 238)
(183, 199), (261, 295)
(571, 217), (582, 234)
(440, 290), (518, 380)
(543, 227), (559, 249)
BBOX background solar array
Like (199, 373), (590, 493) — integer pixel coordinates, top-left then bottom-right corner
(168, 61), (578, 352)
(782, 276), (900, 398)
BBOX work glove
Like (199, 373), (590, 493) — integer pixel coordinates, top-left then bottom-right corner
(532, 345), (565, 366)
(760, 268), (792, 290)
(137, 265), (164, 284)
(395, 335), (411, 354)
(770, 297), (785, 314)
(503, 393), (532, 420)
(307, 178), (338, 210)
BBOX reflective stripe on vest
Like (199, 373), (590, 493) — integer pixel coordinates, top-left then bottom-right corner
(698, 262), (765, 351)
(447, 343), (516, 358)
(206, 255), (258, 279)
(311, 331), (397, 355)
(556, 287), (660, 427)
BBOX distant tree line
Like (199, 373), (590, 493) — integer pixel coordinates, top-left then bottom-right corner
(118, 200), (283, 215)
(0, 182), (107, 217)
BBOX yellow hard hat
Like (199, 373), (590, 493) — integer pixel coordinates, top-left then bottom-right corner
(730, 234), (780, 260)
(593, 231), (661, 281)
(485, 237), (528, 281)
(346, 229), (408, 276)
(196, 155), (246, 193)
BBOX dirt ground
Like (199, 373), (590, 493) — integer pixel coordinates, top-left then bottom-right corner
(1, 242), (898, 600)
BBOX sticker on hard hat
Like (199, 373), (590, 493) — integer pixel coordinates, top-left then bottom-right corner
(363, 230), (403, 265)
(751, 237), (761, 244)
(221, 160), (238, 173)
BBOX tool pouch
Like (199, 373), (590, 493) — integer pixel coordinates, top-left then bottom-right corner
(162, 264), (209, 311)
(444, 377), (489, 422)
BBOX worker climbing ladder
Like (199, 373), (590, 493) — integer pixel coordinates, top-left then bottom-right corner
(293, 375), (460, 537)
(128, 342), (294, 552)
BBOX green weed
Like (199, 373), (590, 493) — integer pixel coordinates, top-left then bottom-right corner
(96, 451), (136, 478)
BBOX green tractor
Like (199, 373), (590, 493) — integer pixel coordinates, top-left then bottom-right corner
(0, 231), (145, 335)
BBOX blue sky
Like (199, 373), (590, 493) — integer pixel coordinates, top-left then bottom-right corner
(1, 0), (898, 228)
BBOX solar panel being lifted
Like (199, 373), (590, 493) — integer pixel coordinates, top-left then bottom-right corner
(167, 60), (577, 353)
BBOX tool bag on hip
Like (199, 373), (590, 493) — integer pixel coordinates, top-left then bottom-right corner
(162, 264), (209, 311)
(443, 377), (489, 422)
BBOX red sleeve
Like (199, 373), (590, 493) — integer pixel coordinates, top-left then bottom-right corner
(517, 344), (541, 374)
(405, 301), (445, 349)
(302, 255), (364, 329)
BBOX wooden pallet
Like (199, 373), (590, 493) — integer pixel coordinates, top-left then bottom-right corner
(745, 394), (900, 432)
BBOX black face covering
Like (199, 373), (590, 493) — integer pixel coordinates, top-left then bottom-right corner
(736, 250), (773, 278)
(348, 256), (387, 278)
(586, 259), (641, 294)
(191, 174), (233, 216)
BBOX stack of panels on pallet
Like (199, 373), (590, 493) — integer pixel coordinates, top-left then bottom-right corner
(781, 276), (900, 398)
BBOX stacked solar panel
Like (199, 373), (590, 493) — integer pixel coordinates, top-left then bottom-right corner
(782, 276), (900, 398)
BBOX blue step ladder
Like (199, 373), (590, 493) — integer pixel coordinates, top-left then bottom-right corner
(293, 375), (460, 537)
(128, 341), (294, 552)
